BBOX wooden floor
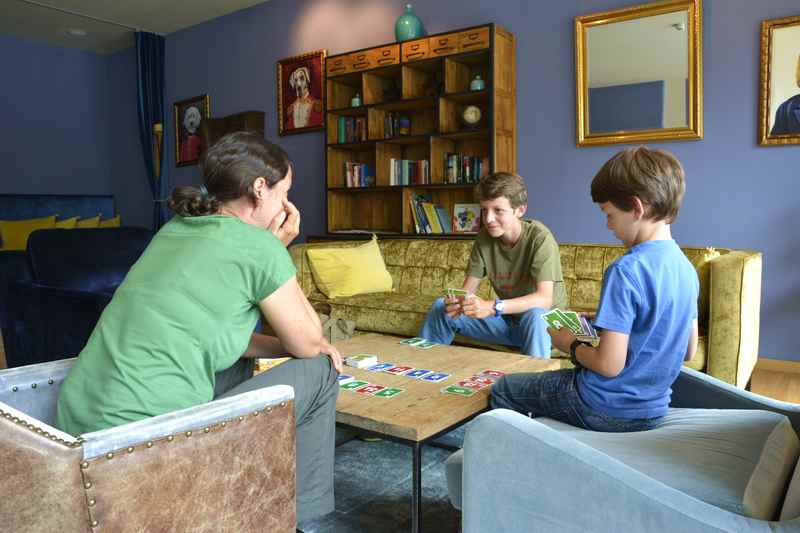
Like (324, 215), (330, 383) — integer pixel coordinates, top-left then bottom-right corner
(751, 359), (800, 404)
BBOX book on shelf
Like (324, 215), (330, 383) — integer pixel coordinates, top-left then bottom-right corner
(337, 116), (367, 143)
(434, 204), (453, 233)
(389, 158), (430, 186)
(421, 202), (442, 233)
(444, 153), (490, 184)
(383, 112), (411, 138)
(408, 193), (433, 234)
(344, 161), (375, 187)
(408, 194), (452, 235)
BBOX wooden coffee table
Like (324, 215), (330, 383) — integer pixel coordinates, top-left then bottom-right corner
(334, 333), (561, 533)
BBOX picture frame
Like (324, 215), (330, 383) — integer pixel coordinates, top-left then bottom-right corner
(453, 203), (481, 234)
(173, 94), (211, 167)
(759, 15), (800, 146)
(277, 49), (327, 136)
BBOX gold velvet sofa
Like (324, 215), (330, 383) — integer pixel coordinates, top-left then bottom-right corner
(290, 239), (762, 388)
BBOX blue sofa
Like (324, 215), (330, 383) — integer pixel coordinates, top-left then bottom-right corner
(445, 368), (800, 532)
(3, 227), (152, 367)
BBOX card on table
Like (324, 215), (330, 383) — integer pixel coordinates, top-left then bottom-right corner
(375, 387), (404, 398)
(384, 365), (414, 375)
(416, 341), (438, 349)
(467, 376), (495, 387)
(340, 380), (369, 391)
(400, 337), (426, 346)
(337, 374), (356, 384)
(476, 369), (505, 380)
(367, 362), (395, 372)
(456, 379), (487, 390)
(345, 353), (379, 368)
(441, 385), (476, 397)
(356, 384), (386, 395)
(421, 372), (450, 383)
(404, 369), (433, 379)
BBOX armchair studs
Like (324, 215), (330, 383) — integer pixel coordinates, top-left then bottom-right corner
(48, 378), (54, 385)
(105, 452), (113, 460)
(146, 441), (153, 448)
(126, 447), (134, 453)
(81, 461), (89, 469)
(185, 431), (192, 437)
(12, 386), (17, 392)
(203, 427), (210, 433)
(84, 482), (92, 489)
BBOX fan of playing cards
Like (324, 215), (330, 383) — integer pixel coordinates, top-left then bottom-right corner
(542, 308), (598, 342)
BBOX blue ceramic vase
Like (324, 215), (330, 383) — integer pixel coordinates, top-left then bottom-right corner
(395, 4), (425, 42)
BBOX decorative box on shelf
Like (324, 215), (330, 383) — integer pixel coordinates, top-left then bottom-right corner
(324, 23), (516, 238)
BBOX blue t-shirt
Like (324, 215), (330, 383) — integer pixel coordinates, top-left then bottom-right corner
(577, 239), (698, 419)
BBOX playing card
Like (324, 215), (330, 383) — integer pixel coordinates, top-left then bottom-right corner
(542, 309), (567, 330)
(337, 374), (356, 384)
(421, 372), (450, 383)
(345, 353), (378, 368)
(441, 385), (476, 397)
(404, 369), (433, 379)
(375, 387), (404, 398)
(559, 310), (584, 333)
(416, 341), (438, 349)
(443, 288), (469, 300)
(367, 362), (395, 372)
(384, 365), (414, 375)
(477, 369), (505, 379)
(456, 379), (487, 390)
(400, 337), (426, 346)
(340, 380), (369, 391)
(468, 376), (495, 386)
(356, 384), (386, 395)
(579, 314), (599, 339)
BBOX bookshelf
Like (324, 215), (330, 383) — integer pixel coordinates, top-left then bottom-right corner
(325, 24), (516, 236)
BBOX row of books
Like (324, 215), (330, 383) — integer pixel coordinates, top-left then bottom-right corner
(336, 117), (367, 143)
(389, 158), (430, 185)
(444, 153), (489, 184)
(384, 112), (412, 138)
(344, 162), (376, 188)
(409, 194), (453, 234)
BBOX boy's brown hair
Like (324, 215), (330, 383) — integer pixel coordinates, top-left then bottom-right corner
(476, 172), (528, 209)
(591, 146), (685, 222)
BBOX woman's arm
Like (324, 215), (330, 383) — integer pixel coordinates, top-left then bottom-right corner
(258, 275), (323, 357)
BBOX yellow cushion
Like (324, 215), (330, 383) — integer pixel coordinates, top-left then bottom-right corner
(76, 215), (101, 228)
(0, 215), (57, 251)
(55, 216), (78, 229)
(306, 236), (394, 298)
(692, 246), (721, 327)
(99, 215), (121, 228)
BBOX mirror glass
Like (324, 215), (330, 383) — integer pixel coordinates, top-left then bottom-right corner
(576, 0), (702, 146)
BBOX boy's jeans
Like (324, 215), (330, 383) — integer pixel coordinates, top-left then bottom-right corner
(491, 369), (661, 432)
(420, 297), (551, 358)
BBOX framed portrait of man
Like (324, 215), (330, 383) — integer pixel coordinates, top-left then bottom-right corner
(277, 50), (326, 136)
(759, 15), (800, 146)
(174, 94), (211, 166)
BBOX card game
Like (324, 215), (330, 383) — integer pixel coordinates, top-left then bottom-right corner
(345, 353), (379, 368)
(421, 372), (450, 383)
(542, 308), (598, 340)
(375, 387), (404, 398)
(341, 380), (369, 391)
(404, 369), (433, 379)
(356, 384), (386, 395)
(399, 337), (426, 346)
(367, 362), (395, 372)
(441, 384), (476, 397)
(384, 365), (414, 375)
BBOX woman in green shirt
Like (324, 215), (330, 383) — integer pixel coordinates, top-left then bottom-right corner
(56, 131), (342, 525)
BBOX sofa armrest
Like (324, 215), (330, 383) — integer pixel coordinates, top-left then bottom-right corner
(459, 409), (774, 533)
(705, 251), (762, 388)
(78, 385), (297, 531)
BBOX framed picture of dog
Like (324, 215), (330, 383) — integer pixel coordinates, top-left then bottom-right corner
(277, 49), (326, 136)
(759, 15), (800, 146)
(174, 94), (211, 166)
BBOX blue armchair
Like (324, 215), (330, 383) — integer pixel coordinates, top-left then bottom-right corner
(445, 367), (800, 532)
(2, 227), (152, 368)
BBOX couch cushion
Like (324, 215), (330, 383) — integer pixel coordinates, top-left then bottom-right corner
(780, 456), (800, 520)
(309, 292), (433, 337)
(540, 408), (799, 520)
(0, 216), (57, 251)
(306, 237), (393, 298)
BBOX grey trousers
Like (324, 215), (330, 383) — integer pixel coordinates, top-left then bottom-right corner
(214, 355), (339, 524)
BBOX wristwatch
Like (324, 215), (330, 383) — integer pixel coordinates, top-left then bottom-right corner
(493, 299), (505, 317)
(569, 339), (588, 367)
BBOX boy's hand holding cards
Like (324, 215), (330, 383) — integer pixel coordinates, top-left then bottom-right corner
(542, 308), (598, 341)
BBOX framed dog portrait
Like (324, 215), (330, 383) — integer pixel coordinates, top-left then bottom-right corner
(759, 15), (800, 146)
(277, 50), (326, 136)
(174, 94), (211, 166)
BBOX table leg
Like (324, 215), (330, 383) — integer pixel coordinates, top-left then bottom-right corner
(412, 441), (422, 533)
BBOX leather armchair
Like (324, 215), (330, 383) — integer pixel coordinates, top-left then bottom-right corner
(0, 359), (297, 532)
(3, 227), (152, 368)
(446, 368), (800, 532)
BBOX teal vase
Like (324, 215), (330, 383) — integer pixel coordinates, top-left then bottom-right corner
(395, 4), (425, 43)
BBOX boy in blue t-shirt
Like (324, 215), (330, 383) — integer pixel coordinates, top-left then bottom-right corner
(491, 146), (699, 432)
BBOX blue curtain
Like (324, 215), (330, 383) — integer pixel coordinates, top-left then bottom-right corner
(135, 32), (169, 230)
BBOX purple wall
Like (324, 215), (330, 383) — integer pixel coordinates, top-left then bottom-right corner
(0, 34), (150, 228)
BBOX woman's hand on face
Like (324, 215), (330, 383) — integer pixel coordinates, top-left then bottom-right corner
(268, 199), (301, 246)
(320, 339), (343, 373)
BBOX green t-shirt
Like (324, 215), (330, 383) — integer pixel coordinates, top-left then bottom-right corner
(466, 218), (567, 310)
(56, 215), (296, 436)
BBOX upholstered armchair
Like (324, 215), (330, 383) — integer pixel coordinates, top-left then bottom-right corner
(445, 368), (800, 532)
(0, 359), (296, 532)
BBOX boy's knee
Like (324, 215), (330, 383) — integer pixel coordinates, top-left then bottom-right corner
(431, 297), (447, 314)
(520, 307), (547, 324)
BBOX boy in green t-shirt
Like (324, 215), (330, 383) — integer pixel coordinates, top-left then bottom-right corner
(420, 172), (565, 357)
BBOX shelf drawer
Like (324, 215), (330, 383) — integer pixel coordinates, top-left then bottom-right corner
(459, 27), (490, 52)
(350, 51), (373, 72)
(369, 44), (400, 68)
(429, 33), (460, 57)
(327, 55), (352, 76)
(402, 39), (429, 62)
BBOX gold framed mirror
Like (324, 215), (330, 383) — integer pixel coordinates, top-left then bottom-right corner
(575, 0), (703, 146)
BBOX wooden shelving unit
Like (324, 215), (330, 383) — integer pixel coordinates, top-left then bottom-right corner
(324, 24), (516, 236)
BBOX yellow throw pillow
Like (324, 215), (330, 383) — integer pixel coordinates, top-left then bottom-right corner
(55, 216), (78, 229)
(306, 236), (393, 299)
(0, 215), (56, 251)
(76, 215), (101, 228)
(99, 215), (121, 228)
(693, 246), (721, 327)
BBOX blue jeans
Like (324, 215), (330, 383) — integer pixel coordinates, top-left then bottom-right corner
(419, 297), (551, 358)
(490, 369), (662, 432)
